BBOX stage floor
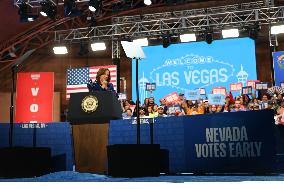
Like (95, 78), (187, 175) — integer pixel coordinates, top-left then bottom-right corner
(1, 171), (284, 182)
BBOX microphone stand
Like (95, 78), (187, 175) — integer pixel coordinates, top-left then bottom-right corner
(8, 49), (35, 147)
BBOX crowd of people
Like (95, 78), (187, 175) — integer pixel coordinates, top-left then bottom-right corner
(120, 92), (284, 125)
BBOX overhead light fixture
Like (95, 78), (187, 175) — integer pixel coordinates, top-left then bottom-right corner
(89, 0), (101, 12)
(64, 0), (82, 17)
(18, 2), (38, 22)
(144, 0), (152, 6)
(271, 24), (284, 34)
(133, 38), (149, 47)
(180, 33), (196, 42)
(53, 46), (68, 54)
(91, 42), (106, 51)
(162, 34), (171, 48)
(222, 28), (239, 38)
(204, 31), (213, 44)
(40, 0), (57, 20)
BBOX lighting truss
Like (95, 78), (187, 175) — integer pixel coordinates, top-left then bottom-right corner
(54, 1), (284, 43)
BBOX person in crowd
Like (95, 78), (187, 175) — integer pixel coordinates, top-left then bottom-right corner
(216, 104), (224, 113)
(148, 96), (157, 107)
(276, 102), (284, 125)
(259, 94), (269, 109)
(231, 100), (246, 112)
(146, 105), (156, 118)
(157, 106), (167, 117)
(209, 104), (218, 113)
(141, 98), (149, 109)
(139, 107), (147, 117)
(247, 103), (255, 111)
(87, 68), (117, 96)
(152, 104), (159, 117)
(223, 104), (230, 112)
(122, 108), (133, 119)
(159, 98), (168, 114)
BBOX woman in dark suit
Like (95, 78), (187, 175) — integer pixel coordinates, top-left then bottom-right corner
(87, 68), (117, 95)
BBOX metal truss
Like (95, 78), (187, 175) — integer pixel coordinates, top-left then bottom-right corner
(54, 2), (284, 41)
(14, 0), (121, 8)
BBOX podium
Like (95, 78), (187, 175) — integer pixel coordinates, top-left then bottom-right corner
(68, 91), (122, 174)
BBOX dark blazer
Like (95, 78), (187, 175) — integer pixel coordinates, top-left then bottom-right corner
(87, 80), (118, 97)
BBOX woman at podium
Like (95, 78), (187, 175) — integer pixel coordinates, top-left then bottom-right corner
(87, 68), (117, 97)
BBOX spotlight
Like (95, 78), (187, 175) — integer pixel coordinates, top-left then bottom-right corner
(222, 28), (239, 38)
(40, 0), (57, 20)
(64, 0), (82, 17)
(247, 24), (260, 40)
(78, 41), (89, 56)
(18, 2), (38, 22)
(162, 34), (171, 48)
(133, 38), (149, 47)
(53, 46), (68, 55)
(205, 31), (213, 44)
(180, 33), (196, 42)
(91, 42), (106, 51)
(89, 0), (101, 12)
(144, 0), (152, 6)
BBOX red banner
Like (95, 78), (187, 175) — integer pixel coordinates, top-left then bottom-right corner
(15, 72), (54, 123)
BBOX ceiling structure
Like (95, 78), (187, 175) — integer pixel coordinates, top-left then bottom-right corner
(1, 0), (284, 72)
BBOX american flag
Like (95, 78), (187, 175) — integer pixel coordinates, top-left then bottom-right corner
(66, 65), (117, 99)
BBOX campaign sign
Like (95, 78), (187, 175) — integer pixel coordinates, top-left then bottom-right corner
(187, 90), (200, 100)
(242, 86), (252, 95)
(163, 92), (179, 104)
(272, 51), (284, 87)
(230, 82), (243, 91)
(184, 110), (276, 173)
(246, 80), (259, 89)
(212, 87), (227, 96)
(197, 88), (206, 95)
(255, 82), (268, 90)
(132, 38), (257, 102)
(208, 94), (225, 105)
(15, 72), (54, 123)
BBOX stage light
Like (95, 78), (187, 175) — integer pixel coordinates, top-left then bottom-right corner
(162, 34), (171, 48)
(205, 32), (213, 44)
(64, 0), (81, 17)
(133, 38), (149, 47)
(91, 42), (106, 51)
(89, 0), (101, 12)
(40, 0), (57, 20)
(180, 33), (196, 42)
(144, 0), (152, 6)
(78, 41), (89, 56)
(271, 24), (284, 34)
(53, 46), (68, 54)
(222, 28), (239, 38)
(18, 2), (38, 22)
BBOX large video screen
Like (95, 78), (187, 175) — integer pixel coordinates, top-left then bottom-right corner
(132, 37), (257, 102)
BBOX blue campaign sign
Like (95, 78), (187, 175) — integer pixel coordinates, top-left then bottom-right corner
(272, 51), (284, 86)
(184, 110), (276, 173)
(187, 90), (200, 100)
(208, 94), (225, 105)
(132, 37), (257, 102)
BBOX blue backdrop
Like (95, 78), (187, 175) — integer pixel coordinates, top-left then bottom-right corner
(132, 37), (257, 102)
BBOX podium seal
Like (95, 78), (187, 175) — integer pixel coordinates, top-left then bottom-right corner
(81, 95), (98, 113)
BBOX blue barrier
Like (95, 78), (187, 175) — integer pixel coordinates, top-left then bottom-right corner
(0, 122), (74, 172)
(110, 110), (277, 174)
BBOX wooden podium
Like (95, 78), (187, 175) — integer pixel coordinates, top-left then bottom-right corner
(68, 92), (122, 174)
